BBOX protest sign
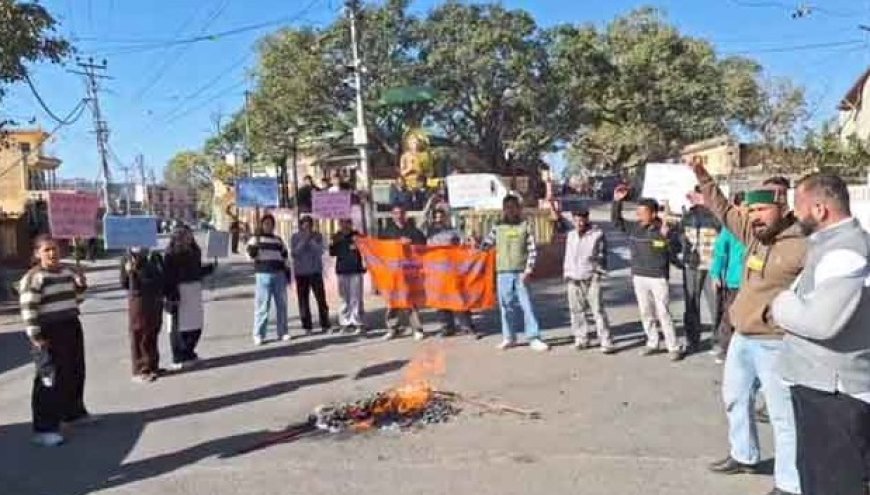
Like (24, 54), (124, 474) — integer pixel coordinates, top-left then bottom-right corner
(205, 230), (230, 258)
(312, 190), (352, 219)
(356, 237), (496, 311)
(104, 216), (158, 250)
(641, 163), (698, 213)
(48, 191), (101, 239)
(446, 173), (508, 209)
(236, 178), (279, 208)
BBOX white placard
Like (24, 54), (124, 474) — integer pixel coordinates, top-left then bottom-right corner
(852, 200), (870, 234)
(445, 173), (508, 209)
(205, 230), (230, 258)
(641, 163), (698, 213)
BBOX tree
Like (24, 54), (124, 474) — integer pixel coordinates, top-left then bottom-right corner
(0, 0), (70, 101)
(558, 8), (763, 173)
(164, 150), (233, 217)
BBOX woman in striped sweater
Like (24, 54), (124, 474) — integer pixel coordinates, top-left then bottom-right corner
(19, 235), (93, 447)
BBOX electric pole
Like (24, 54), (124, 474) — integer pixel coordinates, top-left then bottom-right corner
(244, 90), (252, 177)
(70, 58), (113, 212)
(346, 0), (375, 234)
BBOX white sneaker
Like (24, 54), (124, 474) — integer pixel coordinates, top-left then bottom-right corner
(32, 432), (64, 447)
(168, 362), (185, 371)
(253, 336), (265, 346)
(529, 339), (550, 352)
(382, 329), (397, 341)
(280, 334), (292, 342)
(498, 339), (516, 350)
(413, 330), (426, 342)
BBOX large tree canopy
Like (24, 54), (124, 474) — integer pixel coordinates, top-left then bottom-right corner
(207, 2), (812, 179)
(0, 0), (70, 102)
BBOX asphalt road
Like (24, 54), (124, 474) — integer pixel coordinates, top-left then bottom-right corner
(0, 207), (775, 495)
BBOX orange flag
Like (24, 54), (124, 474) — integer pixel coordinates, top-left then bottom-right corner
(356, 237), (496, 311)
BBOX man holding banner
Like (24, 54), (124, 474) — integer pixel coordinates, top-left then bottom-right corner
(427, 208), (476, 338)
(380, 205), (427, 341)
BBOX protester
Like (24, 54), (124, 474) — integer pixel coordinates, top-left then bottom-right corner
(612, 190), (684, 361)
(389, 176), (414, 210)
(291, 216), (331, 334)
(297, 175), (320, 213)
(769, 174), (870, 495)
(681, 186), (721, 354)
(709, 192), (747, 363)
(163, 225), (215, 369)
(229, 219), (241, 254)
(329, 218), (366, 334)
(247, 214), (291, 345)
(690, 164), (805, 495)
(557, 207), (612, 353)
(480, 195), (550, 352)
(328, 169), (349, 192)
(120, 247), (165, 383)
(19, 235), (92, 447)
(427, 208), (476, 337)
(380, 205), (427, 341)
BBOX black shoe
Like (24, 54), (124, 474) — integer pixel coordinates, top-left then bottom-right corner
(708, 456), (759, 475)
(765, 489), (798, 495)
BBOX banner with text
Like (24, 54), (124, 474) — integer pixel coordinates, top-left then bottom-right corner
(236, 178), (279, 208)
(356, 237), (496, 311)
(446, 173), (508, 209)
(48, 191), (101, 239)
(312, 190), (352, 219)
(104, 216), (158, 250)
(641, 163), (698, 213)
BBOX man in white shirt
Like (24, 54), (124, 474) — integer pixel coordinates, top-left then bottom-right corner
(771, 173), (870, 495)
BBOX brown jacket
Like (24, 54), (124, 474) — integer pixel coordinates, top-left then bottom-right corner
(698, 176), (806, 338)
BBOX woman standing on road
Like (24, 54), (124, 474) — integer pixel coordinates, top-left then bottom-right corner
(120, 247), (165, 383)
(19, 235), (94, 447)
(163, 225), (215, 370)
(247, 214), (292, 345)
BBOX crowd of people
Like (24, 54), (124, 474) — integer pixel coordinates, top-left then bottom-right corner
(15, 161), (870, 495)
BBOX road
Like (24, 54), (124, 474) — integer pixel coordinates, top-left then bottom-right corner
(0, 206), (774, 495)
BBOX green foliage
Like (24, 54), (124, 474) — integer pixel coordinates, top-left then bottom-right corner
(164, 150), (233, 217)
(0, 0), (71, 100)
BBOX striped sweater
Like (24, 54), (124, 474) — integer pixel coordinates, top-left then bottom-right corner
(246, 233), (290, 273)
(19, 267), (87, 338)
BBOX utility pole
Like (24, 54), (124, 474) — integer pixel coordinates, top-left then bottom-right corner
(70, 58), (113, 212)
(346, 0), (375, 234)
(244, 90), (253, 177)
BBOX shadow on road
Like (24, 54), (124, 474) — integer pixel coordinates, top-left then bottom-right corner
(0, 374), (344, 495)
(0, 331), (31, 374)
(354, 359), (409, 380)
(189, 335), (362, 374)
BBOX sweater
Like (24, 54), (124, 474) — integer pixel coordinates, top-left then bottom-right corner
(291, 231), (325, 276)
(481, 220), (537, 274)
(329, 231), (366, 275)
(710, 228), (746, 290)
(773, 218), (870, 396)
(163, 247), (215, 302)
(19, 266), (86, 338)
(563, 226), (607, 281)
(612, 201), (682, 279)
(680, 206), (720, 270)
(246, 233), (290, 273)
(697, 174), (806, 338)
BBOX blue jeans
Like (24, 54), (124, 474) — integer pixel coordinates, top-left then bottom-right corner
(723, 333), (801, 494)
(253, 272), (289, 340)
(496, 272), (541, 341)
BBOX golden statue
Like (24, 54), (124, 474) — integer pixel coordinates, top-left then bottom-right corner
(399, 128), (434, 183)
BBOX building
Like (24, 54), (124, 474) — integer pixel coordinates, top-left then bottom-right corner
(0, 129), (62, 265)
(0, 129), (62, 215)
(838, 67), (870, 143)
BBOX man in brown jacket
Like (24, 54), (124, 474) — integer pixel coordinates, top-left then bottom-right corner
(691, 162), (806, 495)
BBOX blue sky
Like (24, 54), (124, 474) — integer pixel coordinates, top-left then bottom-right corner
(5, 0), (870, 180)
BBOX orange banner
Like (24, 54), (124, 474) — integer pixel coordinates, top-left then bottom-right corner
(356, 237), (496, 311)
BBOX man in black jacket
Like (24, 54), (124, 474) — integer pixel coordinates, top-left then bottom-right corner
(613, 189), (685, 361)
(380, 205), (426, 340)
(329, 218), (366, 334)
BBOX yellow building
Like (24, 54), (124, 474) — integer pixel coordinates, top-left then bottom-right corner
(0, 129), (62, 215)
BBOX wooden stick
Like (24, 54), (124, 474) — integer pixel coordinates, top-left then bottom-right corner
(434, 390), (540, 419)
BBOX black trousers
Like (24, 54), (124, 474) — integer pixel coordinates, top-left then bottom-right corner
(32, 318), (88, 433)
(792, 384), (870, 495)
(295, 273), (330, 331)
(128, 296), (162, 375)
(170, 329), (201, 364)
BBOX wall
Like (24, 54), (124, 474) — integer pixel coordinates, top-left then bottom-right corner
(839, 78), (870, 143)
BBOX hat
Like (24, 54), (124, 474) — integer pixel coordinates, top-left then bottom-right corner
(744, 189), (785, 206)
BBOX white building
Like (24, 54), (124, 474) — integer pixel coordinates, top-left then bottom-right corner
(838, 68), (870, 143)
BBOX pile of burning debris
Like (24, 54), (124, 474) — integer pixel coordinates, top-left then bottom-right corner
(313, 383), (461, 432)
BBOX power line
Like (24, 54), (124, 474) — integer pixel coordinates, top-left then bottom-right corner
(87, 0), (325, 57)
(23, 74), (88, 125)
(722, 38), (866, 55)
(728, 0), (861, 19)
(70, 58), (114, 211)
